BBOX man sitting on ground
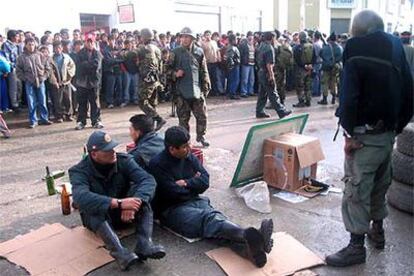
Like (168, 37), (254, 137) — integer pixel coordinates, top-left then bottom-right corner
(148, 126), (274, 268)
(69, 130), (165, 271)
(128, 114), (165, 171)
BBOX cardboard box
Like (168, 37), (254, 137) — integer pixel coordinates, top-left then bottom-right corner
(263, 133), (324, 192)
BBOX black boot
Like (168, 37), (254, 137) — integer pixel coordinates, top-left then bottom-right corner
(256, 112), (271, 118)
(196, 136), (210, 147)
(305, 101), (311, 107)
(259, 219), (274, 253)
(96, 221), (139, 271)
(218, 221), (267, 268)
(293, 101), (306, 108)
(368, 220), (385, 249)
(154, 116), (166, 131)
(331, 95), (336, 104)
(318, 96), (328, 105)
(326, 233), (366, 267)
(277, 109), (292, 119)
(134, 205), (166, 260)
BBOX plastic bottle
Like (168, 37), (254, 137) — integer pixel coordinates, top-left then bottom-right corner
(45, 166), (56, 196)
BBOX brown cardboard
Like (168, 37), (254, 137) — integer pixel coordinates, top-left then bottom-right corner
(263, 133), (324, 192)
(0, 223), (114, 276)
(206, 232), (325, 276)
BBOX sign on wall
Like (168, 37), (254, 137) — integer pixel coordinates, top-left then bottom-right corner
(118, 4), (135, 23)
(327, 0), (357, 9)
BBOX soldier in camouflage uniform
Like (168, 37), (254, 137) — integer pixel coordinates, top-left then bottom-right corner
(168, 27), (211, 147)
(255, 31), (291, 119)
(136, 28), (166, 131)
(318, 32), (343, 105)
(274, 36), (294, 104)
(292, 31), (316, 107)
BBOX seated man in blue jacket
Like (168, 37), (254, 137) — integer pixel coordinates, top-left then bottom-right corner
(128, 114), (164, 171)
(69, 130), (165, 271)
(148, 126), (274, 268)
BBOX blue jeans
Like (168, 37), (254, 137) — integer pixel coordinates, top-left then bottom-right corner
(25, 82), (48, 125)
(312, 63), (322, 97)
(122, 72), (138, 103)
(216, 67), (226, 95)
(240, 65), (255, 95)
(104, 73), (123, 105)
(227, 65), (240, 96)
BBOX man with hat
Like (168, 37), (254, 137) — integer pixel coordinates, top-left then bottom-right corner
(317, 32), (343, 105)
(136, 28), (166, 131)
(69, 130), (165, 271)
(168, 27), (211, 147)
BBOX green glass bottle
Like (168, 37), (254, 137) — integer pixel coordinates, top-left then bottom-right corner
(45, 166), (56, 196)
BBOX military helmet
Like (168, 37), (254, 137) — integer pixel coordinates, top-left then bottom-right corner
(180, 27), (196, 39)
(299, 31), (308, 42)
(140, 28), (154, 41)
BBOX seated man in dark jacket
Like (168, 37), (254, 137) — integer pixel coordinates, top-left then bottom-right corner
(128, 114), (164, 171)
(148, 126), (274, 268)
(69, 130), (165, 271)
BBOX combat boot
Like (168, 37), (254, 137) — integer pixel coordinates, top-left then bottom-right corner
(305, 101), (311, 107)
(277, 109), (292, 119)
(326, 234), (366, 267)
(96, 221), (139, 271)
(196, 136), (210, 147)
(135, 205), (166, 260)
(293, 101), (306, 108)
(256, 112), (271, 118)
(154, 116), (167, 131)
(368, 220), (385, 249)
(318, 96), (328, 105)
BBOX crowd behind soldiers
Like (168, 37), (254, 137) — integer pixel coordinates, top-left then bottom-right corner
(0, 26), (413, 137)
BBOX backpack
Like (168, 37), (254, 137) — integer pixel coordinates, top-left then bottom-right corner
(277, 44), (294, 69)
(301, 43), (313, 64)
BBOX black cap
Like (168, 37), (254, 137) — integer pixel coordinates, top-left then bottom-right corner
(86, 131), (119, 152)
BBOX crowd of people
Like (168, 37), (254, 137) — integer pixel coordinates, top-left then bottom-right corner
(0, 23), (413, 140)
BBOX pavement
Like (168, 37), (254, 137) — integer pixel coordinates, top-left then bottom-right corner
(0, 94), (413, 276)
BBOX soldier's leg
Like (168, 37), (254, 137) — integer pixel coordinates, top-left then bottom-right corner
(174, 96), (191, 132)
(138, 83), (158, 117)
(275, 67), (285, 104)
(294, 68), (306, 107)
(266, 82), (291, 119)
(318, 70), (329, 105)
(191, 95), (209, 146)
(255, 74), (269, 116)
(304, 73), (312, 106)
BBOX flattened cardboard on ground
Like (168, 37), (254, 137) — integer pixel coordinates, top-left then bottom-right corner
(206, 232), (324, 276)
(0, 223), (113, 276)
(263, 133), (325, 193)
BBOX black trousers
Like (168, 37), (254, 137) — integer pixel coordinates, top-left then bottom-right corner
(76, 87), (101, 125)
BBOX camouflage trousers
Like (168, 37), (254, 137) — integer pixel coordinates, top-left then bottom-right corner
(174, 95), (207, 138)
(295, 67), (313, 103)
(138, 81), (161, 118)
(275, 65), (287, 102)
(321, 67), (339, 97)
(342, 132), (395, 234)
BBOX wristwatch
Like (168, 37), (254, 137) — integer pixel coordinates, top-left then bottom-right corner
(117, 199), (122, 209)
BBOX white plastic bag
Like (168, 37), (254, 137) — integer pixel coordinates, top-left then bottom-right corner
(235, 181), (272, 214)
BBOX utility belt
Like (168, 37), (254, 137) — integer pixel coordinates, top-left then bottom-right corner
(353, 121), (392, 135)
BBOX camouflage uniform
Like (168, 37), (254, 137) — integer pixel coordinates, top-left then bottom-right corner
(169, 27), (211, 146)
(136, 29), (165, 129)
(274, 43), (293, 104)
(293, 32), (315, 107)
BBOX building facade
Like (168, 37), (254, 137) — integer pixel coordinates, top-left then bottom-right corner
(274, 0), (414, 34)
(0, 0), (273, 37)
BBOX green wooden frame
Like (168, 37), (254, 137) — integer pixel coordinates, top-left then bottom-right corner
(230, 113), (309, 188)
